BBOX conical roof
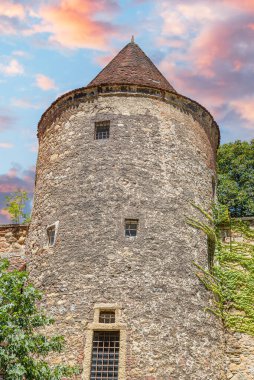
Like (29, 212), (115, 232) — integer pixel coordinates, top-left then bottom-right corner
(88, 40), (176, 93)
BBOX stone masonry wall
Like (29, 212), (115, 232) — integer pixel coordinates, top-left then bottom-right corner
(0, 224), (28, 270)
(27, 94), (225, 379)
(224, 218), (254, 380)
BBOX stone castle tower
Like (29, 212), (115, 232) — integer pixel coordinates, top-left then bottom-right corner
(26, 40), (225, 379)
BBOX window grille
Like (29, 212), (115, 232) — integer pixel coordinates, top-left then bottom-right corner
(99, 311), (115, 324)
(90, 331), (120, 380)
(95, 121), (110, 140)
(125, 219), (138, 237)
(47, 226), (55, 246)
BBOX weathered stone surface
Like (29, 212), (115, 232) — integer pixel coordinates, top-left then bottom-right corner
(231, 373), (249, 380)
(27, 94), (225, 379)
(0, 224), (28, 270)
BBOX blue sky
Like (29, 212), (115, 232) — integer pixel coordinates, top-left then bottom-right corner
(0, 0), (254, 222)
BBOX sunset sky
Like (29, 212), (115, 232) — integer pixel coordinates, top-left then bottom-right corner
(0, 0), (254, 223)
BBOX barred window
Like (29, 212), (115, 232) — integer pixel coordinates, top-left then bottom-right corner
(95, 121), (110, 140)
(47, 226), (55, 246)
(125, 219), (138, 237)
(90, 331), (120, 380)
(99, 311), (115, 324)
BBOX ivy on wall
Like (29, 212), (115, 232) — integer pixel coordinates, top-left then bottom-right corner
(187, 204), (254, 336)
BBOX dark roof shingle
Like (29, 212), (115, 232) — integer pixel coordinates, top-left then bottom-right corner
(88, 41), (176, 93)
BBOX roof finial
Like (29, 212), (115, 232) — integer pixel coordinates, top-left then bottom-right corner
(131, 35), (134, 43)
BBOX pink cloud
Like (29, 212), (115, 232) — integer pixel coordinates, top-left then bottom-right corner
(0, 59), (24, 76)
(222, 0), (254, 11)
(27, 0), (121, 50)
(0, 165), (35, 224)
(0, 165), (35, 193)
(0, 1), (25, 19)
(187, 19), (254, 77)
(29, 143), (38, 153)
(0, 1), (26, 36)
(155, 0), (254, 142)
(35, 74), (57, 91)
(0, 143), (14, 149)
(0, 0), (121, 50)
(94, 49), (118, 66)
(0, 209), (11, 224)
(0, 114), (15, 132)
(231, 98), (254, 125)
(12, 98), (41, 109)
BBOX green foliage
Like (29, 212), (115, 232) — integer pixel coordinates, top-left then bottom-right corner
(4, 190), (31, 224)
(0, 260), (79, 379)
(188, 204), (254, 336)
(217, 139), (254, 217)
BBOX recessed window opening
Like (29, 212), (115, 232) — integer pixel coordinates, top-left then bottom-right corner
(95, 121), (110, 140)
(90, 331), (120, 380)
(212, 176), (216, 199)
(47, 226), (56, 246)
(125, 219), (138, 237)
(99, 311), (115, 324)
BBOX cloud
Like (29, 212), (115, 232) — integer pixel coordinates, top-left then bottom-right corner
(94, 49), (118, 66)
(0, 59), (24, 76)
(155, 0), (254, 142)
(0, 165), (35, 223)
(12, 50), (29, 57)
(0, 1), (122, 50)
(0, 164), (35, 193)
(0, 1), (26, 36)
(231, 98), (254, 124)
(188, 16), (254, 77)
(0, 1), (25, 19)
(35, 74), (57, 91)
(0, 209), (11, 224)
(0, 114), (15, 132)
(26, 0), (121, 50)
(28, 143), (38, 153)
(12, 98), (41, 109)
(0, 18), (19, 35)
(0, 142), (14, 149)
(222, 0), (254, 11)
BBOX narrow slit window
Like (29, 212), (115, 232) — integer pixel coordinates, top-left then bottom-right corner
(90, 331), (120, 380)
(125, 219), (138, 237)
(99, 311), (115, 324)
(95, 121), (110, 140)
(47, 226), (56, 246)
(212, 176), (216, 199)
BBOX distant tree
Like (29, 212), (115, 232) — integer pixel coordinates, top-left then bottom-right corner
(217, 140), (254, 217)
(0, 260), (79, 380)
(4, 190), (31, 224)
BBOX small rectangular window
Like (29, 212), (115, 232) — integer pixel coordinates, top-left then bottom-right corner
(90, 331), (119, 380)
(99, 311), (115, 323)
(95, 121), (110, 140)
(47, 226), (55, 246)
(125, 219), (138, 237)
